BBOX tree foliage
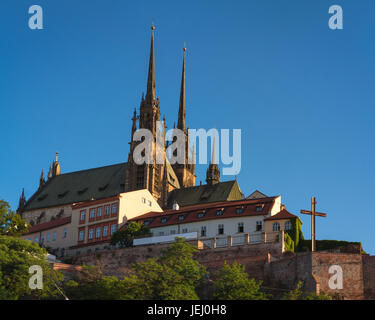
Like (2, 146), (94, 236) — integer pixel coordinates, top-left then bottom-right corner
(110, 221), (151, 248)
(64, 238), (207, 300)
(0, 235), (63, 299)
(0, 200), (29, 236)
(213, 261), (268, 300)
(282, 281), (332, 300)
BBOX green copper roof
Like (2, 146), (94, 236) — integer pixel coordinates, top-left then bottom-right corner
(166, 180), (242, 208)
(23, 163), (127, 211)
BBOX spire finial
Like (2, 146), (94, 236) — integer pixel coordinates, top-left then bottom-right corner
(55, 151), (59, 162)
(145, 24), (156, 104)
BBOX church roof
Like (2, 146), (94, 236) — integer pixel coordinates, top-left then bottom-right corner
(166, 180), (242, 208)
(23, 163), (127, 211)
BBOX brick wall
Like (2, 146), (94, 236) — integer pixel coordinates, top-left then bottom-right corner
(363, 255), (375, 299)
(72, 241), (283, 279)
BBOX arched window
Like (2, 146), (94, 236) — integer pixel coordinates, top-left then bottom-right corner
(272, 222), (280, 232)
(285, 221), (292, 231)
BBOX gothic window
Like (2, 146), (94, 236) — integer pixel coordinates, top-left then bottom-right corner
(137, 165), (145, 189)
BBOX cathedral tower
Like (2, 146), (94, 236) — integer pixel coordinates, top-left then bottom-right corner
(172, 47), (195, 188)
(125, 26), (166, 204)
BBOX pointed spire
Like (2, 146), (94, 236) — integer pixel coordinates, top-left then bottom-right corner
(39, 169), (45, 189)
(206, 137), (220, 185)
(17, 188), (26, 213)
(177, 46), (186, 132)
(131, 108), (137, 140)
(145, 25), (156, 104)
(48, 165), (52, 179)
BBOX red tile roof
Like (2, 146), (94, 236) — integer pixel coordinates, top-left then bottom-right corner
(25, 216), (71, 234)
(127, 197), (278, 229)
(263, 209), (297, 221)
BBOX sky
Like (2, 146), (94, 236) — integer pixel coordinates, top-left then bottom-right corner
(1, 0), (374, 253)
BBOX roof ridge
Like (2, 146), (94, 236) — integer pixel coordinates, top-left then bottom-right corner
(53, 162), (126, 178)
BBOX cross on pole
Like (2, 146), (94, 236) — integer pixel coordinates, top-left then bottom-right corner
(300, 197), (327, 252)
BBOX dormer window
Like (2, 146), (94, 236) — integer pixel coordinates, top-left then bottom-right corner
(216, 209), (224, 216)
(255, 205), (264, 212)
(197, 212), (205, 218)
(161, 217), (168, 223)
(144, 220), (150, 226)
(236, 207), (244, 214)
(178, 215), (185, 221)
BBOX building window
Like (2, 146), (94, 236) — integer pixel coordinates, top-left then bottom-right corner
(34, 236), (39, 243)
(147, 200), (152, 206)
(218, 224), (224, 235)
(159, 231), (164, 236)
(197, 212), (205, 218)
(161, 217), (167, 223)
(256, 221), (263, 232)
(97, 207), (103, 217)
(141, 198), (146, 204)
(144, 221), (150, 226)
(79, 230), (84, 241)
(170, 230), (176, 235)
(285, 221), (292, 231)
(96, 227), (101, 238)
(89, 229), (94, 239)
(201, 226), (207, 237)
(216, 209), (224, 216)
(105, 205), (110, 216)
(40, 235), (44, 244)
(111, 224), (116, 235)
(236, 207), (244, 214)
(178, 215), (185, 221)
(182, 228), (188, 233)
(90, 208), (96, 219)
(28, 237), (32, 241)
(255, 205), (263, 212)
(80, 210), (86, 221)
(272, 222), (281, 232)
(103, 225), (109, 237)
(238, 222), (244, 233)
(53, 232), (56, 241)
(61, 248), (65, 257)
(112, 203), (118, 215)
(47, 233), (50, 243)
(63, 228), (67, 238)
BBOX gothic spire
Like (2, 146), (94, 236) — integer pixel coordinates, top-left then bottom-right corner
(206, 137), (220, 185)
(145, 25), (156, 105)
(177, 46), (186, 132)
(39, 169), (45, 189)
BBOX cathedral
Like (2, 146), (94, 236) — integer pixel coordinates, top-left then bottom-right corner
(17, 27), (243, 225)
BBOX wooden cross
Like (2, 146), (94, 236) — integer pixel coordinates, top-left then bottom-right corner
(300, 197), (327, 252)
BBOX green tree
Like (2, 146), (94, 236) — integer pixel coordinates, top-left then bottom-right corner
(0, 200), (29, 236)
(0, 235), (63, 299)
(125, 238), (207, 300)
(213, 261), (268, 300)
(110, 221), (151, 247)
(65, 239), (207, 300)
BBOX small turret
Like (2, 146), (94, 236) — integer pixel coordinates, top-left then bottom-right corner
(206, 138), (220, 185)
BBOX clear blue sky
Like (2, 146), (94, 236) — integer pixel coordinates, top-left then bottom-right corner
(1, 0), (374, 253)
